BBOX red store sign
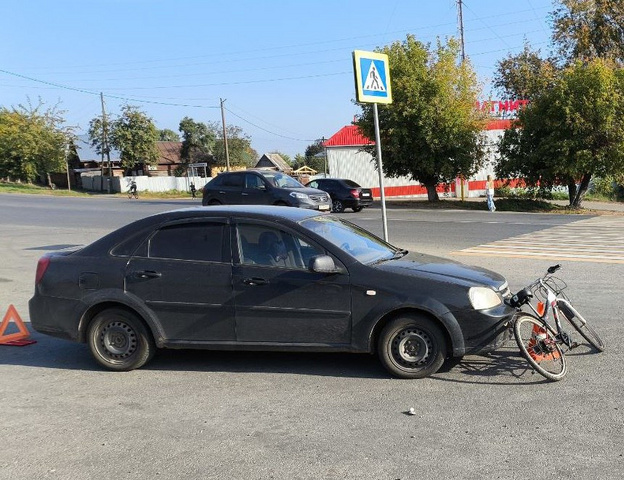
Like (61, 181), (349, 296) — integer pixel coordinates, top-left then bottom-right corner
(475, 99), (529, 115)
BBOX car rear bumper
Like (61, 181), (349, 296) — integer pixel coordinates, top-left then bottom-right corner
(29, 294), (82, 342)
(342, 198), (373, 209)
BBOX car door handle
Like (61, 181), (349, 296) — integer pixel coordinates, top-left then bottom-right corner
(218, 191), (226, 195)
(243, 277), (268, 286)
(242, 192), (249, 196)
(134, 270), (162, 279)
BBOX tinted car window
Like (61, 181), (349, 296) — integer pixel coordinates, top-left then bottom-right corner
(307, 181), (319, 188)
(222, 173), (244, 187)
(343, 180), (360, 188)
(245, 173), (266, 189)
(208, 175), (223, 187)
(260, 171), (303, 188)
(300, 216), (395, 264)
(149, 223), (225, 262)
(237, 224), (323, 269)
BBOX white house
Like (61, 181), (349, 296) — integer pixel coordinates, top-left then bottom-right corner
(323, 119), (513, 199)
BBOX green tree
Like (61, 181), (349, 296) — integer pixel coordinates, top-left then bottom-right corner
(355, 36), (486, 201)
(211, 123), (257, 167)
(493, 42), (558, 99)
(497, 58), (624, 207)
(178, 117), (215, 166)
(552, 0), (624, 64)
(87, 116), (113, 174)
(110, 105), (159, 170)
(0, 100), (72, 185)
(303, 139), (327, 173)
(158, 128), (180, 141)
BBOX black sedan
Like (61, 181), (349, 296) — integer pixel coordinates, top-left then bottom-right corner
(29, 206), (514, 379)
(306, 178), (373, 213)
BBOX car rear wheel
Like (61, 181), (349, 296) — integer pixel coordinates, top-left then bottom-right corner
(378, 315), (446, 379)
(87, 308), (155, 371)
(332, 200), (345, 213)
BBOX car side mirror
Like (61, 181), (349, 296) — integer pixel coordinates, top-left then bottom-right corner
(308, 255), (338, 273)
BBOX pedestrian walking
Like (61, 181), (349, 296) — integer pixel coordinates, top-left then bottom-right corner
(190, 182), (197, 199)
(486, 175), (496, 212)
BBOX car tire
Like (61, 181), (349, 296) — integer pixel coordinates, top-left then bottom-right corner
(87, 308), (155, 371)
(332, 200), (345, 213)
(378, 315), (446, 379)
(352, 206), (363, 213)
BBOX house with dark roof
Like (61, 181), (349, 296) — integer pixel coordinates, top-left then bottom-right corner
(254, 153), (293, 174)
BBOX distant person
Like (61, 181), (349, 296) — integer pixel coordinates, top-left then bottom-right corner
(486, 175), (496, 212)
(129, 180), (138, 199)
(190, 182), (197, 199)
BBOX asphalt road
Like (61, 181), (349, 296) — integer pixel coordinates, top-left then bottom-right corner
(1, 194), (622, 479)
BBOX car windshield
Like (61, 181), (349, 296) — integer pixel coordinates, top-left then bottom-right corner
(261, 172), (304, 188)
(300, 216), (403, 264)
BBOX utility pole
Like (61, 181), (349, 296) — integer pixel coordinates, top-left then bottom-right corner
(100, 92), (112, 192)
(457, 0), (466, 63)
(65, 143), (71, 191)
(457, 0), (467, 201)
(321, 137), (327, 177)
(220, 98), (230, 172)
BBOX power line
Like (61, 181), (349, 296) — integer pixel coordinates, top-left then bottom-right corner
(224, 107), (314, 143)
(0, 68), (220, 109)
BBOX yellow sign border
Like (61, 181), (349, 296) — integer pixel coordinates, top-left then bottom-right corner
(353, 50), (392, 104)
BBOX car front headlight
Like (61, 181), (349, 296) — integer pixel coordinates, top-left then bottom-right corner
(290, 192), (309, 199)
(469, 287), (503, 310)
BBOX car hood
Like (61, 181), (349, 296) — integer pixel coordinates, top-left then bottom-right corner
(283, 186), (328, 196)
(375, 252), (508, 290)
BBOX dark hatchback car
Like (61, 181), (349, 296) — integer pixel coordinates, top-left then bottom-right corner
(29, 206), (514, 379)
(306, 178), (373, 213)
(202, 169), (331, 211)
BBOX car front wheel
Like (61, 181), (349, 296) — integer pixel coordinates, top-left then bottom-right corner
(87, 308), (155, 371)
(378, 315), (446, 379)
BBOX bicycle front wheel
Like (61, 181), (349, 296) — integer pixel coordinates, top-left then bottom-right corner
(514, 314), (566, 381)
(557, 300), (605, 352)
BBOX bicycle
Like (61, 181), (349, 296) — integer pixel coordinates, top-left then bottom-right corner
(507, 264), (605, 381)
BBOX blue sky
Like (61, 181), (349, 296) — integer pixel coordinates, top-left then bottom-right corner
(1, 0), (554, 158)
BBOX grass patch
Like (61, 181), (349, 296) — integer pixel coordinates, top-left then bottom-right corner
(0, 182), (194, 199)
(387, 197), (609, 214)
(0, 182), (91, 196)
(120, 190), (195, 199)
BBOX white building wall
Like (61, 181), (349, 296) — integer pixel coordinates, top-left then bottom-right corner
(81, 175), (212, 193)
(327, 147), (423, 197)
(327, 129), (505, 199)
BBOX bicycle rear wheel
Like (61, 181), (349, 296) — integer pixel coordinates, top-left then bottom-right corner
(557, 300), (605, 352)
(513, 314), (566, 381)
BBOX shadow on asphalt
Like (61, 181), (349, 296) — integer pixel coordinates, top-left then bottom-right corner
(3, 332), (597, 383)
(0, 332), (388, 379)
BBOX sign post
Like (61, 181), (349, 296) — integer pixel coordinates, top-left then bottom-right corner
(353, 50), (392, 241)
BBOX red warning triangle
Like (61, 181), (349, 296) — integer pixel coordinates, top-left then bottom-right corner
(0, 304), (36, 345)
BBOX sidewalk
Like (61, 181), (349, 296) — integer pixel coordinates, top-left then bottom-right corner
(549, 199), (624, 213)
(382, 196), (624, 214)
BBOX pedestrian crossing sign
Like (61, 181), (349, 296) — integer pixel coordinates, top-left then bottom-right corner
(353, 50), (392, 104)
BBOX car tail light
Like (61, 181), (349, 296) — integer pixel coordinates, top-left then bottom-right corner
(350, 189), (360, 198)
(35, 256), (51, 285)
